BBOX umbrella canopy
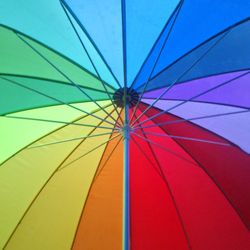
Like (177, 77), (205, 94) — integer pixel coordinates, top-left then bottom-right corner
(1, 0), (250, 249)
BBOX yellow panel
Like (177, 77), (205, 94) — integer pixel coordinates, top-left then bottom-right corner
(0, 106), (117, 249)
(5, 143), (108, 250)
(0, 101), (110, 164)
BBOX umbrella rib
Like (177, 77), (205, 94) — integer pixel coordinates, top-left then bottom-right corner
(139, 70), (250, 125)
(133, 108), (250, 131)
(60, 3), (123, 127)
(58, 134), (121, 171)
(121, 0), (127, 89)
(27, 131), (118, 149)
(14, 32), (119, 126)
(134, 120), (192, 249)
(0, 73), (114, 94)
(131, 132), (197, 166)
(129, 0), (184, 125)
(0, 115), (109, 249)
(1, 113), (118, 131)
(139, 131), (230, 146)
(116, 107), (124, 126)
(1, 76), (116, 127)
(131, 29), (231, 127)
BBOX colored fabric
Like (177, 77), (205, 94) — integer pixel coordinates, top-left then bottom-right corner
(1, 1), (250, 249)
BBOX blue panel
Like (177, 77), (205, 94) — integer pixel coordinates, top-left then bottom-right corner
(136, 20), (250, 91)
(125, 0), (180, 86)
(156, 0), (250, 76)
(133, 0), (250, 89)
(64, 0), (124, 85)
(153, 0), (250, 76)
(131, 7), (180, 89)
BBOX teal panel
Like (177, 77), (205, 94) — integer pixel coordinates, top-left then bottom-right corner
(63, 7), (119, 89)
(0, 0), (108, 82)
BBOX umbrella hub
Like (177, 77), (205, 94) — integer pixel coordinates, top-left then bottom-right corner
(113, 87), (139, 108)
(120, 124), (133, 139)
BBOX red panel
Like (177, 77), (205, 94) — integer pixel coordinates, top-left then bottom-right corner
(130, 133), (189, 250)
(131, 104), (250, 249)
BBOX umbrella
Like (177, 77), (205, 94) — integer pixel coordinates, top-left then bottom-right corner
(0, 0), (250, 249)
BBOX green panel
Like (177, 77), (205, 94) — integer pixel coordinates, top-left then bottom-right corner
(0, 76), (113, 115)
(0, 101), (111, 164)
(0, 26), (115, 92)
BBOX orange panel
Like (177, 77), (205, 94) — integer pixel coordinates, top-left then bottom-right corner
(73, 136), (123, 250)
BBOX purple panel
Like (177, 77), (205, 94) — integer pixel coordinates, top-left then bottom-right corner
(143, 70), (250, 108)
(142, 99), (250, 153)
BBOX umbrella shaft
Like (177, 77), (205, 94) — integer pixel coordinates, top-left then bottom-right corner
(123, 104), (130, 250)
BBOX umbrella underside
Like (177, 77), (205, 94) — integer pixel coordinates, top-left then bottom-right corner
(0, 0), (250, 249)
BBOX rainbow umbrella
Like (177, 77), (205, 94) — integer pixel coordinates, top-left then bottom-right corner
(1, 0), (250, 249)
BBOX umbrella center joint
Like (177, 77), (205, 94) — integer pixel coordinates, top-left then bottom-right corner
(120, 124), (132, 139)
(113, 87), (139, 108)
